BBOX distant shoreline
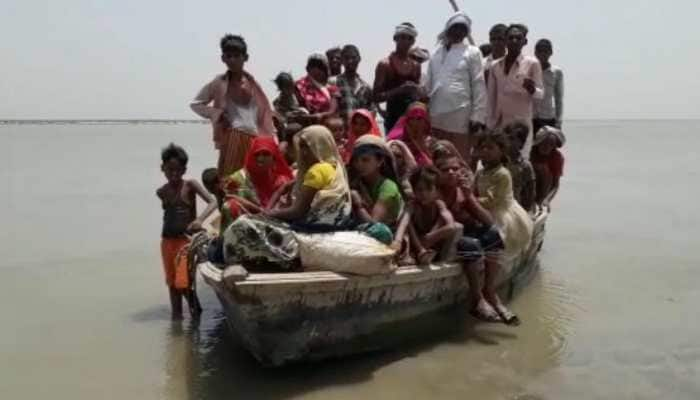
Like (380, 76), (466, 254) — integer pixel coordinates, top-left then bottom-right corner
(1, 118), (698, 126)
(0, 119), (208, 125)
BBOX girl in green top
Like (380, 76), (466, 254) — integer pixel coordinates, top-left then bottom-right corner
(348, 134), (404, 227)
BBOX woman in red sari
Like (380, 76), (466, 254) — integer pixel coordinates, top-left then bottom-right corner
(220, 137), (294, 231)
(190, 35), (276, 177)
(341, 109), (382, 162)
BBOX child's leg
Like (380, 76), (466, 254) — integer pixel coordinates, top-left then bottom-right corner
(169, 287), (183, 319)
(482, 256), (520, 325)
(184, 289), (203, 316)
(534, 163), (553, 204)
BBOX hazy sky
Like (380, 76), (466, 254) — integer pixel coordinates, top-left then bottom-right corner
(1, 0), (698, 119)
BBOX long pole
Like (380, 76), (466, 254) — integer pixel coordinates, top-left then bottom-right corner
(449, 0), (459, 12)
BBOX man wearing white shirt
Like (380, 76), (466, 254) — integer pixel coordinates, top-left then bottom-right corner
(425, 12), (488, 161)
(533, 39), (564, 132)
(483, 23), (508, 83)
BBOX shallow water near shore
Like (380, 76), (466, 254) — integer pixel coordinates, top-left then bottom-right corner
(1, 120), (699, 399)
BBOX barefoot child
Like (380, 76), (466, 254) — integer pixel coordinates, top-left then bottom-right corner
(393, 166), (459, 265)
(157, 144), (217, 319)
(474, 133), (534, 324)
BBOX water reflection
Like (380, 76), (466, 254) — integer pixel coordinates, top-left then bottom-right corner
(162, 264), (579, 400)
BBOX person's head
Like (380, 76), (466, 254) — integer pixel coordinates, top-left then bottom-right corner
(506, 24), (529, 56)
(326, 46), (342, 76)
(477, 132), (509, 166)
(533, 126), (565, 156)
(404, 102), (430, 142)
(435, 156), (464, 188)
(446, 20), (470, 45)
(479, 43), (492, 58)
(351, 145), (386, 180)
(430, 139), (462, 162)
(220, 34), (248, 72)
(282, 122), (303, 164)
(503, 121), (530, 155)
(161, 143), (188, 184)
(489, 24), (508, 54)
(341, 45), (361, 74)
(350, 111), (373, 137)
(323, 116), (346, 143)
(394, 22), (418, 53)
(535, 39), (554, 65)
(306, 53), (330, 84)
(409, 47), (430, 64)
(388, 140), (417, 177)
(296, 125), (338, 169)
(410, 165), (441, 206)
(201, 168), (221, 196)
(273, 72), (295, 94)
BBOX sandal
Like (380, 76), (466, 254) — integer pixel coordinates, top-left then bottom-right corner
(495, 305), (521, 326)
(470, 301), (502, 323)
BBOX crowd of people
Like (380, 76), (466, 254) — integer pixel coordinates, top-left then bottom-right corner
(157, 12), (566, 323)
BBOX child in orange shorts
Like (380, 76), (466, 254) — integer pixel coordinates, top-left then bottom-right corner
(157, 144), (217, 319)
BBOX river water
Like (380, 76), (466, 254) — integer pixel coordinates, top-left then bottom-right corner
(1, 120), (699, 399)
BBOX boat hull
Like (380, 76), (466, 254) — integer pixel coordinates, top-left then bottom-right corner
(200, 211), (548, 366)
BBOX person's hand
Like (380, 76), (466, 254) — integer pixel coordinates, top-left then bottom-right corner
(522, 78), (536, 95)
(350, 190), (364, 209)
(389, 240), (402, 252)
(457, 174), (473, 192)
(187, 221), (203, 233)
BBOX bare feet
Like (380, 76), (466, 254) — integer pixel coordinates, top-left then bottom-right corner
(470, 299), (502, 323)
(417, 249), (436, 266)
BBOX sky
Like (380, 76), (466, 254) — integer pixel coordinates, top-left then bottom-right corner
(1, 0), (698, 120)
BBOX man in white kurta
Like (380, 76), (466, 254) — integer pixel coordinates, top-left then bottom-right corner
(425, 12), (487, 162)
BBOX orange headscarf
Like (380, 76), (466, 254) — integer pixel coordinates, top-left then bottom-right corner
(243, 136), (294, 207)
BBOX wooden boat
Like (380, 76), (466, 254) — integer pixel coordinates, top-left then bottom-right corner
(200, 210), (548, 366)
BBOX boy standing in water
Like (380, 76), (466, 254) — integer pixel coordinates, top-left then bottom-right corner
(157, 144), (217, 319)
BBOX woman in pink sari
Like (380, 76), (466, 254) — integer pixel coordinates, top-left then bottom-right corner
(387, 102), (433, 166)
(190, 35), (276, 177)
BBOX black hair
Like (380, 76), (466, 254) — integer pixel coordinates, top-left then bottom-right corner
(410, 165), (440, 189)
(489, 23), (508, 37)
(535, 38), (553, 50)
(477, 132), (510, 165)
(161, 143), (188, 166)
(273, 72), (294, 89)
(201, 168), (219, 185)
(341, 44), (360, 58)
(503, 121), (530, 145)
(326, 46), (341, 56)
(220, 34), (247, 55)
(506, 24), (529, 37)
(306, 58), (329, 73)
(479, 43), (492, 57)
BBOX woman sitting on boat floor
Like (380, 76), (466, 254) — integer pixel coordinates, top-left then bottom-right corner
(343, 109), (383, 162)
(387, 102), (434, 166)
(219, 125), (353, 269)
(220, 136), (295, 230)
